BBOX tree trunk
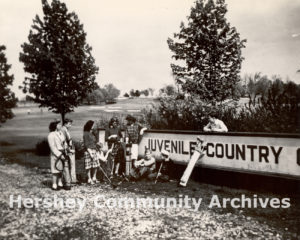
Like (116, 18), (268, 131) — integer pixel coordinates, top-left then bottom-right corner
(61, 112), (65, 124)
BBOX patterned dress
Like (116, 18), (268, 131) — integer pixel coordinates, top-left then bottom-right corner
(83, 131), (100, 169)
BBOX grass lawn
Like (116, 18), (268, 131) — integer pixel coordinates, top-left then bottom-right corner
(0, 98), (156, 172)
(1, 98), (154, 148)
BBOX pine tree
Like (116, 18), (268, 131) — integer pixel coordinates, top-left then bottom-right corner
(0, 45), (17, 124)
(19, 0), (98, 121)
(168, 0), (246, 102)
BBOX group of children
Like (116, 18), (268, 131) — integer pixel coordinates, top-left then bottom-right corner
(48, 115), (172, 191)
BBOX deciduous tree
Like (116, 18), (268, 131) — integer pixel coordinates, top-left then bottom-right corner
(0, 45), (17, 124)
(104, 83), (120, 99)
(168, 0), (246, 102)
(19, 0), (98, 121)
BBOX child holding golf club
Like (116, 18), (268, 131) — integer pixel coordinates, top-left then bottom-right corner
(154, 150), (175, 183)
(105, 117), (124, 176)
(95, 142), (112, 163)
(130, 147), (156, 180)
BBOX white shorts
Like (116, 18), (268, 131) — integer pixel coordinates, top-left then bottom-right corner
(131, 144), (138, 160)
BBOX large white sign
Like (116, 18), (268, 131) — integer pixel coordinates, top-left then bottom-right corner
(99, 129), (300, 179)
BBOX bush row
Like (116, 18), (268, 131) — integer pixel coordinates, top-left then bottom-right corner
(142, 95), (299, 134)
(35, 139), (85, 158)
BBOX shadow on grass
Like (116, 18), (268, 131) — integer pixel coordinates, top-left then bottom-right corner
(0, 141), (15, 146)
(49, 221), (110, 240)
(41, 179), (52, 189)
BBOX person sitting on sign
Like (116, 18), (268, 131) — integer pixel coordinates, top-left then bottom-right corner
(203, 113), (228, 132)
(124, 115), (147, 164)
(130, 147), (156, 180)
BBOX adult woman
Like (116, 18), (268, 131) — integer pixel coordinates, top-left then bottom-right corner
(83, 120), (100, 184)
(105, 117), (124, 176)
(47, 120), (71, 190)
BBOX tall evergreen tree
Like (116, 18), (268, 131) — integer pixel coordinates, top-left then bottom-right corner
(168, 0), (246, 102)
(0, 45), (17, 124)
(19, 0), (98, 121)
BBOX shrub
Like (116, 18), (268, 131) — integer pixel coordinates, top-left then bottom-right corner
(73, 140), (85, 159)
(142, 92), (299, 133)
(35, 139), (50, 156)
(143, 96), (202, 130)
(36, 138), (88, 159)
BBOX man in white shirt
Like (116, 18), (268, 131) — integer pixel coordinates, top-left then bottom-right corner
(203, 114), (228, 132)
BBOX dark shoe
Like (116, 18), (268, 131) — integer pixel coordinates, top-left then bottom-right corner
(71, 181), (81, 185)
(51, 186), (60, 191)
(64, 186), (71, 190)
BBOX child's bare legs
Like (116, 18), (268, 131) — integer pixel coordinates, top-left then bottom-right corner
(92, 168), (98, 182)
(57, 174), (63, 187)
(52, 174), (58, 189)
(87, 169), (94, 184)
(115, 163), (120, 176)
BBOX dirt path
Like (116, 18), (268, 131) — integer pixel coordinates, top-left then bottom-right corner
(0, 156), (299, 239)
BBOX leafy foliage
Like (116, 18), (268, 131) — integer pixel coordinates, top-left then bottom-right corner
(104, 83), (120, 99)
(129, 89), (149, 97)
(35, 139), (50, 156)
(168, 0), (246, 102)
(0, 45), (17, 124)
(243, 73), (271, 108)
(35, 138), (85, 157)
(19, 0), (98, 121)
(141, 89), (149, 97)
(84, 83), (120, 105)
(143, 78), (300, 133)
(159, 84), (177, 97)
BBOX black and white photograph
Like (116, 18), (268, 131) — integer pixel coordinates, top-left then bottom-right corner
(0, 0), (299, 239)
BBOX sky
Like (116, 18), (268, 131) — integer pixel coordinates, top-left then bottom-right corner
(1, 0), (300, 98)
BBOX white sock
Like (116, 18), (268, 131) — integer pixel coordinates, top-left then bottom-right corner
(58, 180), (63, 187)
(52, 184), (57, 189)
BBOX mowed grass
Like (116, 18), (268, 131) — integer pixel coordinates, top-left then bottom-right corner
(0, 98), (156, 168)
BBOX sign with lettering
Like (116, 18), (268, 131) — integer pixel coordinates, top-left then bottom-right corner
(98, 129), (300, 179)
